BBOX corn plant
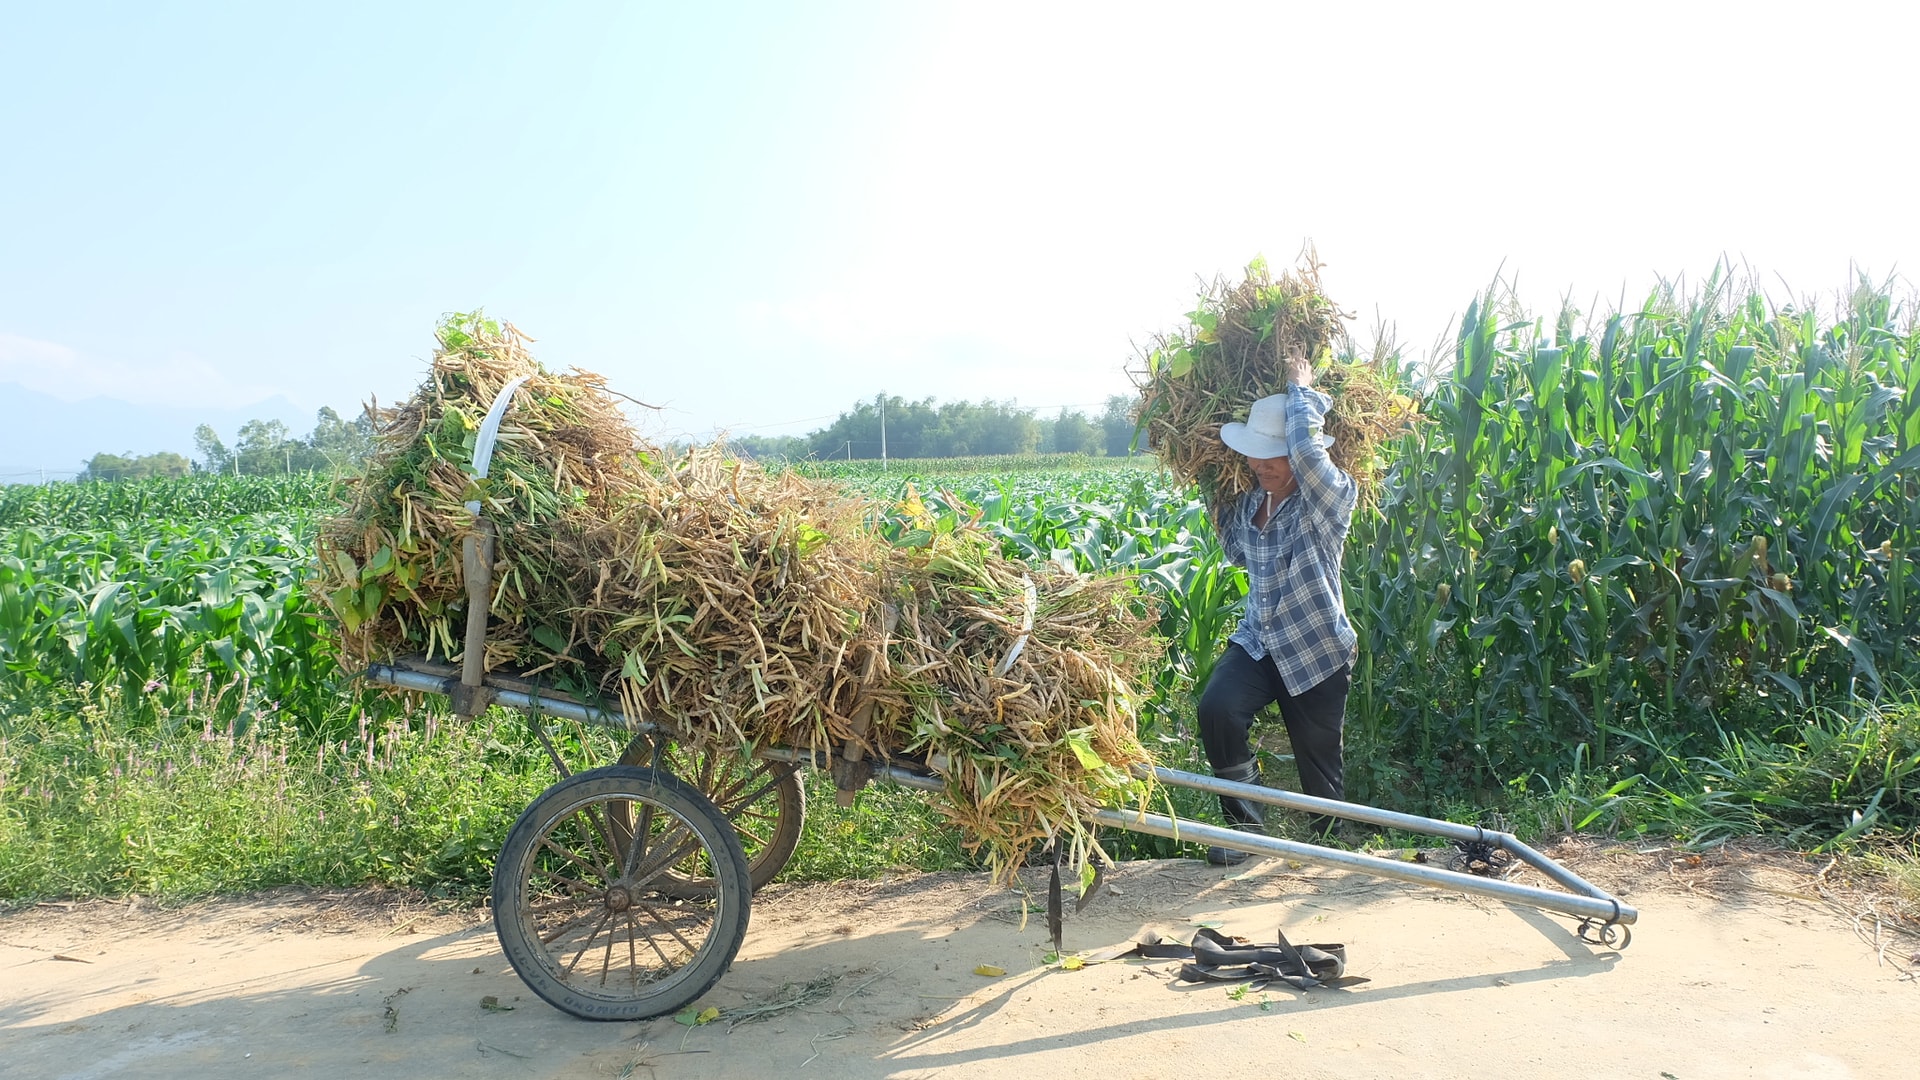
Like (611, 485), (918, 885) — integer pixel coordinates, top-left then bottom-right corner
(0, 473), (339, 529)
(0, 514), (341, 730)
(1350, 269), (1920, 809)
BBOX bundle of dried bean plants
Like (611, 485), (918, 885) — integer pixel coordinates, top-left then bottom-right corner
(1130, 251), (1422, 511)
(316, 313), (1158, 882)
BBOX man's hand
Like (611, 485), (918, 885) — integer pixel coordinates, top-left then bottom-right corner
(1284, 352), (1314, 389)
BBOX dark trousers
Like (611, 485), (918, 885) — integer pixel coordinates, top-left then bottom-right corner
(1198, 643), (1349, 805)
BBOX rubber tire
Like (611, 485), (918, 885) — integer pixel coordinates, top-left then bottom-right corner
(619, 736), (805, 893)
(492, 765), (751, 1021)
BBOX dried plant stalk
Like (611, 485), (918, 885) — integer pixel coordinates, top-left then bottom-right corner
(315, 313), (1160, 883)
(1130, 251), (1422, 510)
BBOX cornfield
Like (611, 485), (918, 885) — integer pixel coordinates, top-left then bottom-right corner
(1347, 269), (1920, 807)
(0, 473), (337, 528)
(0, 516), (337, 726)
(5, 266), (1916, 858)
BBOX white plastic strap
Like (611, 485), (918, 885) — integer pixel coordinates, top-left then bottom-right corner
(466, 374), (533, 514)
(994, 576), (1038, 677)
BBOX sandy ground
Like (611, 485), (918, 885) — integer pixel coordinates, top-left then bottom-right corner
(2, 841), (1914, 1080)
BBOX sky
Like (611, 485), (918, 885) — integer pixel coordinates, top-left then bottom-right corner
(3, 0), (1917, 470)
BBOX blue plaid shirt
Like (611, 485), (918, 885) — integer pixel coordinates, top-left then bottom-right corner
(1219, 385), (1358, 693)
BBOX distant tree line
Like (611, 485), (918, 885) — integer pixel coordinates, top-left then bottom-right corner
(79, 408), (376, 481)
(729, 394), (1142, 462)
(77, 392), (1141, 480)
(191, 408), (374, 476)
(76, 450), (193, 482)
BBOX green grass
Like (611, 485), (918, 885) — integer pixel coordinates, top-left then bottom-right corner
(0, 698), (555, 901)
(0, 690), (992, 903)
(1540, 693), (1920, 851)
(1862, 843), (1920, 924)
(4, 678), (1916, 904)
(787, 775), (978, 881)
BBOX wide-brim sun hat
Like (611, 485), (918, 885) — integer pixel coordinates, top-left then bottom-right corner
(1219, 392), (1335, 459)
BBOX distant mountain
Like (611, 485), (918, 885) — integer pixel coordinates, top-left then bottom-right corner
(0, 383), (323, 482)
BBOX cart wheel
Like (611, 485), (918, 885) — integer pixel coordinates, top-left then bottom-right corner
(492, 765), (750, 1022)
(620, 736), (805, 893)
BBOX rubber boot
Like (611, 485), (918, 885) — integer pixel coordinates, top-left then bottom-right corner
(1206, 760), (1266, 866)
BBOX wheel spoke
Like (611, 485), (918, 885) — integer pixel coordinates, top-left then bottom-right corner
(637, 902), (704, 955)
(597, 911), (619, 987)
(574, 806), (621, 879)
(624, 910), (641, 989)
(559, 907), (615, 980)
(546, 903), (611, 952)
(605, 798), (638, 863)
(706, 762), (754, 803)
(719, 766), (790, 815)
(629, 909), (680, 969)
(626, 823), (704, 887)
(626, 800), (659, 879)
(526, 893), (602, 916)
(528, 865), (604, 899)
(536, 836), (609, 884)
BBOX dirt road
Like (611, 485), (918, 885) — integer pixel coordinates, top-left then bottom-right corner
(3, 842), (1912, 1080)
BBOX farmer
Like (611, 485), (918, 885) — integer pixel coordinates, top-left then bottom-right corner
(1199, 354), (1357, 865)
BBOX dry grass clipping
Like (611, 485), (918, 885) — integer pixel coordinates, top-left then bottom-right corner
(314, 313), (1159, 883)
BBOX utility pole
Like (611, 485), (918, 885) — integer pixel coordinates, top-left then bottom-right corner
(880, 392), (887, 471)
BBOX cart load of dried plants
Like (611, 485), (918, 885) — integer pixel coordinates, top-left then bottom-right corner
(315, 314), (1158, 883)
(1131, 252), (1423, 512)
